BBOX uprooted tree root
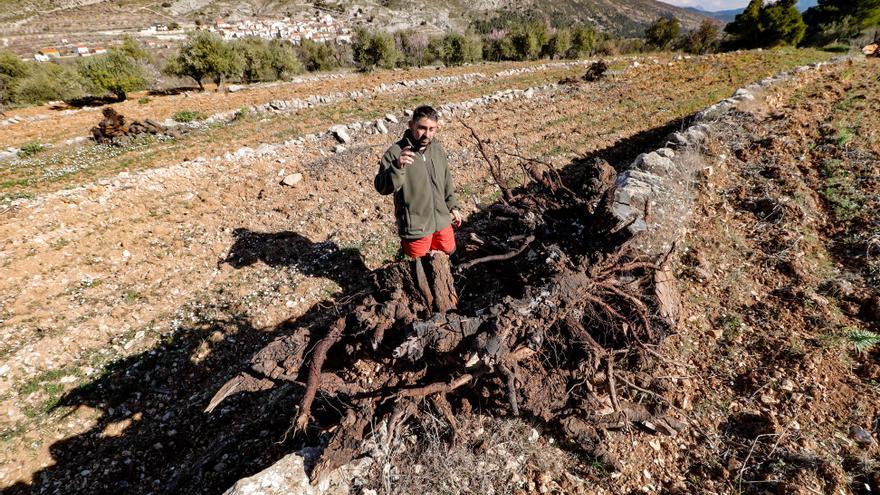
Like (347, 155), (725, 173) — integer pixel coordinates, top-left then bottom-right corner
(206, 121), (687, 485)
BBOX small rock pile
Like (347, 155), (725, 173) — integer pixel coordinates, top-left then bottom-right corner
(91, 107), (182, 146)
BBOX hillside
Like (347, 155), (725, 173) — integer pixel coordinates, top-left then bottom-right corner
(0, 0), (711, 40)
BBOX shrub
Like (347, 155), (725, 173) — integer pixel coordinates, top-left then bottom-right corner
(11, 62), (85, 105)
(1, 50), (30, 104)
(137, 96), (151, 104)
(18, 142), (46, 158)
(172, 109), (207, 122)
(353, 28), (400, 71)
(509, 21), (549, 60)
(482, 35), (516, 61)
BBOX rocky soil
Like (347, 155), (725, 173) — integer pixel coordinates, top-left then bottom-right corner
(3, 49), (873, 495)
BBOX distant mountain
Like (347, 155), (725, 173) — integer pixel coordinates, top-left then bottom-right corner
(686, 0), (818, 25)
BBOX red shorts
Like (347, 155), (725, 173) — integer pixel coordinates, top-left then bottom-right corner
(401, 225), (456, 258)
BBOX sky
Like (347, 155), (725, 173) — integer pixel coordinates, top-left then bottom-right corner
(662, 0), (750, 11)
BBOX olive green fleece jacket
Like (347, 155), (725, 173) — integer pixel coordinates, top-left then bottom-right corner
(374, 132), (460, 240)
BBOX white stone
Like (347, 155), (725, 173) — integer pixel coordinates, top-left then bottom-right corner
(330, 126), (351, 144)
(384, 113), (398, 124)
(281, 173), (303, 187)
(223, 450), (371, 495)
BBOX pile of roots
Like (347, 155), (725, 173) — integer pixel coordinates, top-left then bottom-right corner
(207, 121), (686, 483)
(91, 107), (182, 145)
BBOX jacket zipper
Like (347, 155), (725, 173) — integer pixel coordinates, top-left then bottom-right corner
(423, 147), (437, 234)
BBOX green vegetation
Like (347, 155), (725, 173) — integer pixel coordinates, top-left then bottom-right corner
(353, 28), (400, 71)
(17, 142), (46, 158)
(297, 39), (341, 72)
(724, 0), (807, 49)
(821, 157), (864, 220)
(680, 20), (721, 54)
(163, 31), (241, 90)
(3, 59), (84, 105)
(77, 48), (150, 101)
(172, 109), (207, 123)
(645, 17), (681, 50)
(232, 37), (303, 83)
(846, 327), (880, 354)
(802, 0), (880, 46)
(433, 33), (483, 66)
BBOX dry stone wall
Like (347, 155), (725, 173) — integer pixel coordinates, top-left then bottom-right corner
(607, 58), (845, 257)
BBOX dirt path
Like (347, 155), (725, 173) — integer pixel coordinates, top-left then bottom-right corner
(0, 49), (839, 491)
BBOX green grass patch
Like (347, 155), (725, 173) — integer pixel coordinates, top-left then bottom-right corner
(172, 110), (208, 123)
(17, 142), (47, 159)
(822, 43), (851, 54)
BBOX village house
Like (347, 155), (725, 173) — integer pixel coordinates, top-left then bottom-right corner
(206, 14), (352, 45)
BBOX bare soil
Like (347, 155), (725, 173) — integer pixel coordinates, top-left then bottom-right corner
(3, 49), (872, 495)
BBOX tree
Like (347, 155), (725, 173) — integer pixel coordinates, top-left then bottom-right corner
(232, 37), (273, 83)
(482, 34), (515, 61)
(396, 30), (433, 67)
(544, 28), (572, 59)
(163, 31), (240, 91)
(725, 0), (762, 47)
(298, 39), (338, 71)
(11, 62), (84, 105)
(77, 48), (150, 101)
(266, 40), (303, 80)
(681, 20), (720, 54)
(435, 34), (482, 66)
(645, 16), (681, 50)
(724, 0), (806, 49)
(119, 35), (152, 63)
(569, 25), (599, 57)
(802, 0), (880, 45)
(760, 0), (807, 47)
(509, 21), (549, 60)
(353, 28), (400, 71)
(0, 50), (29, 104)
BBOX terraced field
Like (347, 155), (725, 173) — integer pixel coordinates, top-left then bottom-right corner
(2, 48), (863, 494)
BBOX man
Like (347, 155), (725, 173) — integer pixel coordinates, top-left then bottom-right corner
(375, 105), (462, 259)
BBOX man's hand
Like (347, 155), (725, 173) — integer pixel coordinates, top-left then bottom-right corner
(398, 147), (415, 168)
(451, 209), (463, 228)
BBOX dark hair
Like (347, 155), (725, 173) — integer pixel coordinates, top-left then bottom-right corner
(411, 105), (439, 122)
